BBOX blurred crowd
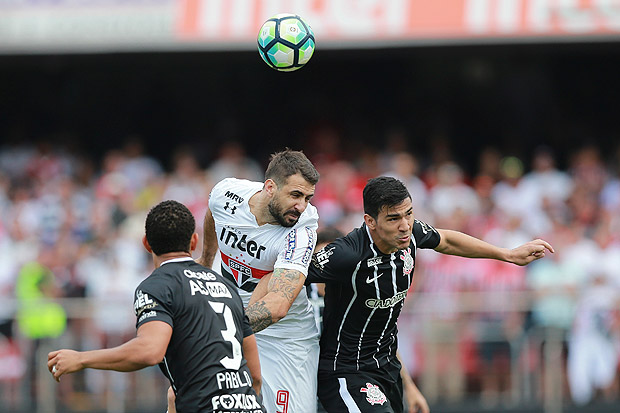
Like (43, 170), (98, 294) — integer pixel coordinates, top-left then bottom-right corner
(0, 135), (619, 411)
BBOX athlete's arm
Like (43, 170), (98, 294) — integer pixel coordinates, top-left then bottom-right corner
(245, 268), (305, 333)
(434, 229), (554, 266)
(197, 206), (218, 268)
(167, 386), (177, 413)
(48, 321), (172, 381)
(397, 351), (429, 413)
(243, 334), (262, 396)
(248, 272), (272, 307)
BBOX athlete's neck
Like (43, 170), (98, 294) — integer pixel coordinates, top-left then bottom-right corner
(152, 251), (193, 268)
(248, 191), (279, 226)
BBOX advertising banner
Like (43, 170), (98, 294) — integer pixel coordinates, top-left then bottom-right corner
(1, 0), (620, 53)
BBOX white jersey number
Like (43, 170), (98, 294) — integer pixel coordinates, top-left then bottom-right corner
(209, 301), (242, 370)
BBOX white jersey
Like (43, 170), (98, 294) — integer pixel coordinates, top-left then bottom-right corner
(209, 177), (319, 340)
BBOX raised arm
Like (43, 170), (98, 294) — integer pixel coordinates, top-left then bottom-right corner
(435, 229), (554, 266)
(196, 206), (218, 268)
(48, 321), (172, 381)
(245, 268), (305, 333)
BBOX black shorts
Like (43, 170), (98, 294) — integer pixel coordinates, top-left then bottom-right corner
(318, 369), (403, 413)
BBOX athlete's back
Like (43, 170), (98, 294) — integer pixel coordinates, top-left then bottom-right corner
(135, 258), (264, 413)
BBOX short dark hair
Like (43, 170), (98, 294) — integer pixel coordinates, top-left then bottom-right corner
(265, 149), (319, 187)
(317, 227), (344, 246)
(145, 200), (195, 255)
(363, 176), (411, 219)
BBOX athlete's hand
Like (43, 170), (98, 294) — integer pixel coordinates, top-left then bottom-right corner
(48, 349), (84, 382)
(507, 239), (554, 266)
(403, 379), (430, 413)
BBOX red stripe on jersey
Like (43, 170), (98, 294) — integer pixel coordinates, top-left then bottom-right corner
(220, 252), (271, 281)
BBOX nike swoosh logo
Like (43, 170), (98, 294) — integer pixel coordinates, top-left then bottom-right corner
(366, 273), (383, 284)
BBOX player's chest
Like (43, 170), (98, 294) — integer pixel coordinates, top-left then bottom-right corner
(355, 251), (415, 292)
(216, 224), (282, 265)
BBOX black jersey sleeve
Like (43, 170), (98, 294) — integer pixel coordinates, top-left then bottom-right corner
(413, 219), (441, 249)
(134, 274), (176, 330)
(242, 313), (253, 338)
(306, 237), (358, 284)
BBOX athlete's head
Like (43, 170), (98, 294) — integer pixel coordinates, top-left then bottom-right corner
(145, 200), (196, 255)
(264, 149), (319, 227)
(363, 177), (414, 253)
(316, 227), (344, 250)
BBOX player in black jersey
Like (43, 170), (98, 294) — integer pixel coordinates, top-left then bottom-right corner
(307, 177), (554, 413)
(47, 200), (266, 413)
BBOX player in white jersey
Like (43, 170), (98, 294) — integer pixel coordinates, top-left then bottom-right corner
(199, 149), (320, 413)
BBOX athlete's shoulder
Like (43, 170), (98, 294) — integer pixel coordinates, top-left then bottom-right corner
(338, 225), (369, 251)
(211, 178), (263, 200)
(296, 203), (319, 229)
(321, 226), (366, 263)
(412, 219), (441, 249)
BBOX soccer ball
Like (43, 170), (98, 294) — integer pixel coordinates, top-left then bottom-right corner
(257, 14), (315, 72)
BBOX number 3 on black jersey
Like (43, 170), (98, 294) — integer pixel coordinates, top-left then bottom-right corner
(209, 301), (242, 370)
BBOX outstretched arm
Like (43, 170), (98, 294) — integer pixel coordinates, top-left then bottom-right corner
(435, 229), (554, 266)
(197, 206), (218, 268)
(48, 321), (172, 382)
(245, 268), (305, 333)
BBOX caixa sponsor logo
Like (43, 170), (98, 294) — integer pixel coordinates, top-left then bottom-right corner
(138, 310), (156, 323)
(211, 393), (262, 410)
(365, 291), (407, 309)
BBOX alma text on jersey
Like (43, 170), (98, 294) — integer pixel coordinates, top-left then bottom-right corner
(365, 290), (407, 309)
(216, 371), (252, 390)
(211, 393), (262, 410)
(224, 191), (244, 203)
(189, 280), (233, 298)
(220, 227), (267, 259)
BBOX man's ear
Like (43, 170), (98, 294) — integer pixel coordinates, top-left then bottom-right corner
(363, 214), (376, 230)
(142, 236), (153, 253)
(189, 233), (199, 252)
(264, 179), (277, 197)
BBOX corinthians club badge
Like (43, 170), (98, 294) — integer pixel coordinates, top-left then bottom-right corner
(400, 248), (413, 275)
(360, 383), (387, 405)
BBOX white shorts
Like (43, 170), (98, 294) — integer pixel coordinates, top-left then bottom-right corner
(256, 334), (319, 413)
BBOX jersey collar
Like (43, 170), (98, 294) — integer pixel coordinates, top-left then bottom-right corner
(160, 257), (195, 267)
(364, 223), (375, 245)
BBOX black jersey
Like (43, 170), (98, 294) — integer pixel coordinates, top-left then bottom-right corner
(306, 220), (440, 375)
(134, 258), (265, 413)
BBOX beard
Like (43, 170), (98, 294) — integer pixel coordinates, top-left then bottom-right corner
(268, 199), (301, 227)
